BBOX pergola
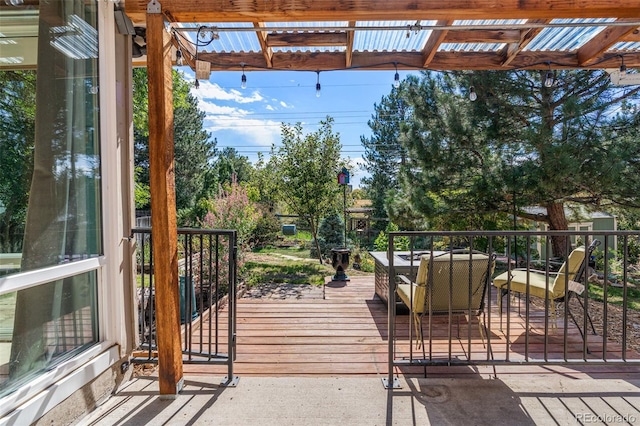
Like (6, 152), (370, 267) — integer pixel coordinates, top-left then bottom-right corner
(120, 0), (640, 396)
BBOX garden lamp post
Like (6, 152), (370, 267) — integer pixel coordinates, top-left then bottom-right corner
(332, 167), (351, 281)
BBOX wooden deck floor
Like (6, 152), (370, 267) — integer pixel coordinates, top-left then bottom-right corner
(183, 275), (639, 379)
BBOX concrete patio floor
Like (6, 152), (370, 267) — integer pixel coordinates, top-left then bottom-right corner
(80, 373), (640, 425)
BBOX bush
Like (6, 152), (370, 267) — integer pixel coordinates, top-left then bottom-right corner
(373, 222), (409, 251)
(250, 211), (281, 249)
(310, 212), (345, 258)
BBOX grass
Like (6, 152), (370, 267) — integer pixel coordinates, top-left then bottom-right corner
(588, 282), (640, 311)
(254, 246), (313, 259)
(243, 259), (331, 287)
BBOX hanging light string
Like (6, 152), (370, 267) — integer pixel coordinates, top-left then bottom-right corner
(544, 61), (555, 87)
(315, 71), (321, 97)
(241, 63), (247, 89)
(393, 62), (400, 88)
(169, 28), (632, 96)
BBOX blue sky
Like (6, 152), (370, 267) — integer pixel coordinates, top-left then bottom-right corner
(181, 68), (415, 188)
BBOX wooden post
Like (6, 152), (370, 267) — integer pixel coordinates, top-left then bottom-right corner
(146, 0), (184, 397)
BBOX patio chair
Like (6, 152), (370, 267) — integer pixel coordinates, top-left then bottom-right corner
(396, 250), (496, 350)
(493, 239), (600, 340)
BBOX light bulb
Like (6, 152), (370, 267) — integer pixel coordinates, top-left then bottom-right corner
(544, 70), (554, 88)
(176, 49), (184, 66)
(394, 72), (400, 88)
(241, 73), (247, 89)
(469, 86), (477, 101)
(194, 79), (199, 89)
(316, 82), (321, 98)
(620, 63), (627, 76)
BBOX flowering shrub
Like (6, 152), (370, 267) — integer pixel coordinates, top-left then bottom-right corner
(200, 178), (260, 283)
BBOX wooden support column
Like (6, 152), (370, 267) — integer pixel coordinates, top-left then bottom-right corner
(146, 0), (184, 397)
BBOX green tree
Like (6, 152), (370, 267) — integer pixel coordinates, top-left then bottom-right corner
(394, 70), (640, 257)
(215, 146), (253, 185)
(0, 70), (36, 252)
(270, 118), (343, 263)
(132, 68), (216, 215)
(361, 82), (413, 230)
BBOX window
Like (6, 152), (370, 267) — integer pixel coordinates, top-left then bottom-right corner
(0, 0), (101, 398)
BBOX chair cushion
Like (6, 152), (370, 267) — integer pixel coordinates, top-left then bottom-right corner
(494, 246), (586, 300)
(494, 269), (560, 300)
(397, 283), (425, 313)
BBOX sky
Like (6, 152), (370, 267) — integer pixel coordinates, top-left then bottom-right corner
(180, 68), (416, 188)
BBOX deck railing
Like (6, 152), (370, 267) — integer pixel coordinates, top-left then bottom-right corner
(131, 227), (238, 383)
(384, 230), (640, 387)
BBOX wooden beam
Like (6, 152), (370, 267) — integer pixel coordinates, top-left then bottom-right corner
(197, 50), (640, 71)
(253, 22), (273, 68)
(266, 32), (348, 47)
(577, 20), (640, 66)
(622, 29), (640, 42)
(501, 19), (550, 67)
(346, 21), (355, 68)
(125, 0), (640, 25)
(422, 20), (452, 67)
(146, 7), (184, 397)
(444, 29), (522, 44)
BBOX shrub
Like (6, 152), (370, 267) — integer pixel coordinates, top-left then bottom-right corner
(311, 212), (345, 258)
(250, 211), (281, 249)
(373, 222), (409, 251)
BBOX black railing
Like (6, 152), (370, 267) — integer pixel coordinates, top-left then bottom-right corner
(131, 227), (238, 383)
(383, 230), (640, 387)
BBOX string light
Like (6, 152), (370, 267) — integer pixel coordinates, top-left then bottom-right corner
(393, 62), (400, 89)
(469, 85), (477, 101)
(544, 62), (554, 88)
(195, 79), (199, 89)
(315, 71), (321, 97)
(620, 55), (627, 76)
(176, 49), (184, 66)
(241, 63), (247, 89)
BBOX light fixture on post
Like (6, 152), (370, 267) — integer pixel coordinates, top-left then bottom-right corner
(315, 71), (321, 98)
(544, 62), (554, 88)
(620, 55), (627, 76)
(241, 63), (247, 89)
(393, 62), (400, 89)
(469, 85), (477, 101)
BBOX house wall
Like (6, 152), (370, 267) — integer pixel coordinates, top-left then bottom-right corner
(0, 1), (136, 423)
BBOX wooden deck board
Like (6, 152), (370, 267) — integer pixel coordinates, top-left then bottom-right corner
(181, 275), (639, 378)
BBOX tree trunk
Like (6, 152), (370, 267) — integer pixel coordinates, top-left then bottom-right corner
(309, 219), (323, 264)
(546, 201), (569, 258)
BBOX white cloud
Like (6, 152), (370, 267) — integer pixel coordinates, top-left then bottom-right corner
(205, 116), (281, 148)
(279, 101), (292, 108)
(191, 80), (264, 104)
(266, 105), (275, 111)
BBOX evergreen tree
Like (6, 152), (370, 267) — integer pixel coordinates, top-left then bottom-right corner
(395, 69), (640, 257)
(132, 68), (216, 215)
(361, 80), (413, 229)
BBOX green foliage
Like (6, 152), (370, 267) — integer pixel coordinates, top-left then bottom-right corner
(0, 70), (36, 252)
(361, 81), (412, 225)
(249, 211), (282, 249)
(243, 260), (330, 287)
(311, 212), (345, 258)
(200, 179), (259, 248)
(368, 69), (640, 244)
(373, 222), (410, 251)
(269, 118), (344, 262)
(132, 68), (216, 214)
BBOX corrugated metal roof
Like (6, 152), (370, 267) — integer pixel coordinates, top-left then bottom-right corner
(439, 19), (525, 52)
(354, 21), (436, 52)
(525, 18), (616, 52)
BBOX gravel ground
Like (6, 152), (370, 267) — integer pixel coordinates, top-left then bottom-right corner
(566, 297), (640, 354)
